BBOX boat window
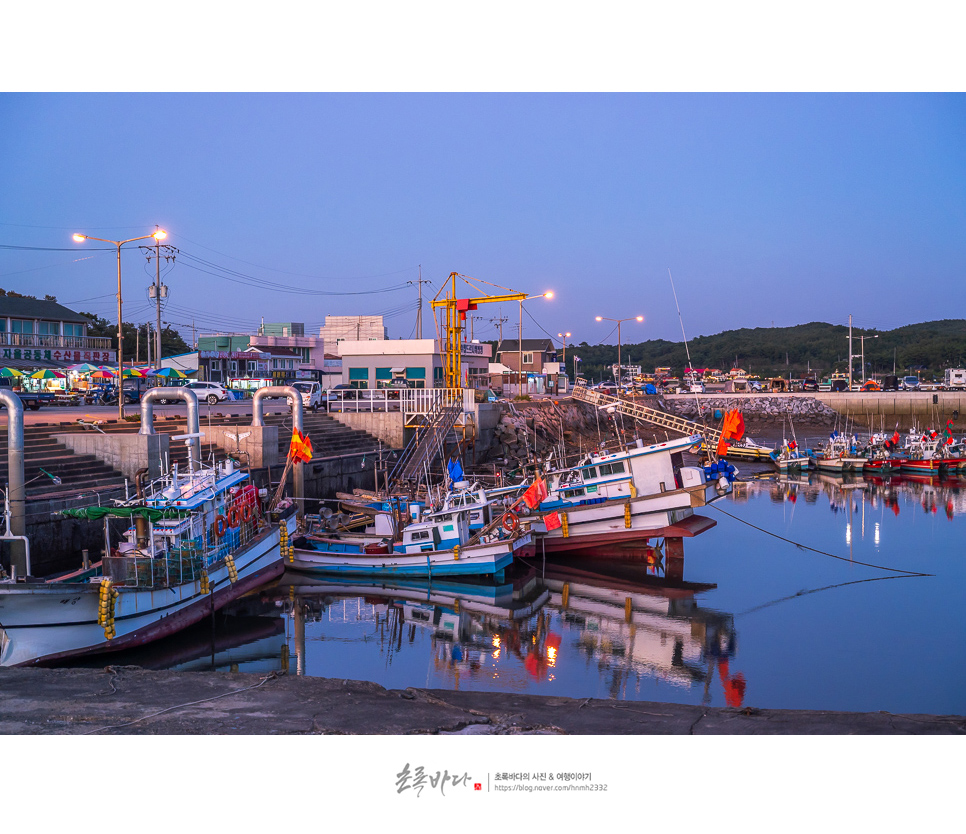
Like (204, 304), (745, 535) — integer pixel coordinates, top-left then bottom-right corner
(563, 488), (585, 498)
(582, 466), (598, 479)
(598, 461), (625, 476)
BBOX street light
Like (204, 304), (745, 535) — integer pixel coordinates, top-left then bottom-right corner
(557, 332), (571, 386)
(595, 315), (643, 385)
(860, 334), (878, 384)
(73, 229), (167, 420)
(518, 292), (553, 396)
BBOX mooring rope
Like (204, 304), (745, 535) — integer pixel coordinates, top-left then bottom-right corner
(708, 503), (934, 577)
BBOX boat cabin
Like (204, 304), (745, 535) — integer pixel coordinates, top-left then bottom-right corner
(398, 511), (470, 554)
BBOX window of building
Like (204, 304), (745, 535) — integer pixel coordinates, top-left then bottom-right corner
(10, 320), (33, 335)
(64, 323), (84, 337)
(522, 352), (533, 365)
(348, 367), (369, 389)
(38, 322), (60, 336)
(375, 367), (392, 388)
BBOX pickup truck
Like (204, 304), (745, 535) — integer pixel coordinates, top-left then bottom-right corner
(290, 380), (322, 412)
(0, 376), (54, 410)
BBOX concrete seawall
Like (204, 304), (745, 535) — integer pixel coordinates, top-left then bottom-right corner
(663, 392), (966, 428)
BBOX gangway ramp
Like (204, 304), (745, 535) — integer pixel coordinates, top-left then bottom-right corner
(571, 385), (723, 445)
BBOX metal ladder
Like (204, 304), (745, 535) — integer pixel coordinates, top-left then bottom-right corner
(387, 402), (463, 490)
(571, 385), (723, 445)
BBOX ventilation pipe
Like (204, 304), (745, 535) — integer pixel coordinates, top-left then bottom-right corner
(140, 387), (201, 470)
(0, 390), (27, 576)
(251, 386), (304, 515)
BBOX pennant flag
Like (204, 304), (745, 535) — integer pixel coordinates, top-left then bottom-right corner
(544, 511), (562, 531)
(522, 475), (548, 509)
(289, 428), (313, 463)
(788, 440), (797, 450)
(716, 437), (730, 458)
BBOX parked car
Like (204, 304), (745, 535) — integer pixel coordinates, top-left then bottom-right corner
(181, 380), (230, 404)
(801, 378), (819, 392)
(901, 376), (920, 391)
(880, 375), (899, 391)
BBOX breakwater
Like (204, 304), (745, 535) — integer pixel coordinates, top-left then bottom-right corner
(663, 392), (966, 430)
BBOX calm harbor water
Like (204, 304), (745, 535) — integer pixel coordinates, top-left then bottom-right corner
(71, 468), (966, 716)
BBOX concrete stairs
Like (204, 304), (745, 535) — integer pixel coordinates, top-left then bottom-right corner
(0, 410), (388, 501)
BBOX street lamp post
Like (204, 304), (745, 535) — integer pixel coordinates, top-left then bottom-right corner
(860, 334), (878, 383)
(557, 331), (571, 389)
(517, 292), (553, 396)
(73, 229), (167, 421)
(595, 315), (643, 386)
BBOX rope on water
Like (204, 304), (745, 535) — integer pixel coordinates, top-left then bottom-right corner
(708, 503), (934, 577)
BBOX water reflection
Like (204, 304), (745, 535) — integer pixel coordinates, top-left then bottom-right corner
(50, 471), (965, 714)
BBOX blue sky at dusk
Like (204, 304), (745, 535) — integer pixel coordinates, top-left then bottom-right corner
(2, 92), (963, 349)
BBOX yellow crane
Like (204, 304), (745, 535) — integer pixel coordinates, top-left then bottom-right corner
(431, 272), (551, 389)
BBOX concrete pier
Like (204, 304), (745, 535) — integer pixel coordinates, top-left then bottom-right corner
(0, 667), (961, 734)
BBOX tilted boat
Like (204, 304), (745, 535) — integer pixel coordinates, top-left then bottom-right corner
(494, 435), (735, 557)
(0, 458), (291, 668)
(289, 500), (533, 579)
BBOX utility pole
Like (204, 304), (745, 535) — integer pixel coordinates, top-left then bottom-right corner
(141, 234), (177, 369)
(490, 313), (508, 344)
(411, 265), (432, 340)
(848, 314), (853, 390)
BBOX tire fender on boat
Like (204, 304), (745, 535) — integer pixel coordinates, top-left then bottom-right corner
(215, 514), (228, 537)
(501, 511), (519, 533)
(242, 503), (254, 524)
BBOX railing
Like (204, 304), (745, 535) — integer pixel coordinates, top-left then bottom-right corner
(103, 497), (265, 589)
(327, 387), (474, 415)
(0, 333), (113, 350)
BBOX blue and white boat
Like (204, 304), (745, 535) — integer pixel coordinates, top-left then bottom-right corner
(289, 503), (534, 579)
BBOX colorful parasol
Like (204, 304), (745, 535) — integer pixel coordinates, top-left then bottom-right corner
(0, 367), (23, 378)
(29, 369), (67, 379)
(154, 368), (187, 379)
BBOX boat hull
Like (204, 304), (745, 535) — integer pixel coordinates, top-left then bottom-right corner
(0, 526), (285, 668)
(529, 490), (718, 556)
(289, 534), (532, 578)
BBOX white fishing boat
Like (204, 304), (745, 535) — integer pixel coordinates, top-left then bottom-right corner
(0, 458), (291, 668)
(495, 435), (734, 557)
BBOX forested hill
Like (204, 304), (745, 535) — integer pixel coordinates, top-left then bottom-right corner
(522, 320), (966, 382)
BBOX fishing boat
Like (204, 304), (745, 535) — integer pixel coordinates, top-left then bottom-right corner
(811, 431), (866, 473)
(494, 435), (734, 557)
(0, 457), (291, 668)
(900, 427), (966, 474)
(700, 435), (775, 462)
(288, 501), (533, 579)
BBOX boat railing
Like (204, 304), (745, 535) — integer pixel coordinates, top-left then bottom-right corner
(105, 497), (266, 588)
(104, 550), (205, 589)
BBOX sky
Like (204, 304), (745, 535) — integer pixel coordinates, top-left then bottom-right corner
(1, 20), (964, 354)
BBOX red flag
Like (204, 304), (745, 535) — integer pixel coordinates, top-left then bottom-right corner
(716, 437), (730, 457)
(522, 476), (548, 509)
(544, 511), (562, 531)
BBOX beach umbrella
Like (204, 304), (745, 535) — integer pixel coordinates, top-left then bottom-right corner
(68, 362), (100, 373)
(90, 369), (117, 379)
(0, 367), (23, 377)
(154, 368), (187, 379)
(123, 368), (148, 378)
(29, 369), (67, 379)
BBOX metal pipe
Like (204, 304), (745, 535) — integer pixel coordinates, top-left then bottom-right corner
(140, 387), (201, 470)
(0, 390), (26, 576)
(251, 386), (304, 515)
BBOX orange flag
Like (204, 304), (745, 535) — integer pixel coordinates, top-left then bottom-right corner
(522, 475), (548, 509)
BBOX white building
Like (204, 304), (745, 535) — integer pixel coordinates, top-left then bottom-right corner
(337, 338), (492, 389)
(318, 315), (387, 348)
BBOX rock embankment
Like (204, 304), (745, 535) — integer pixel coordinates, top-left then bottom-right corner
(484, 399), (666, 469)
(662, 395), (838, 424)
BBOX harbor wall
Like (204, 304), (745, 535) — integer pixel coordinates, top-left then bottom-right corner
(662, 392), (966, 429)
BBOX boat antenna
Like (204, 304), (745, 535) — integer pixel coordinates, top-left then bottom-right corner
(668, 268), (707, 428)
